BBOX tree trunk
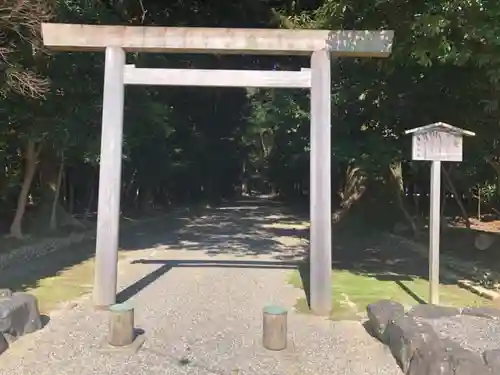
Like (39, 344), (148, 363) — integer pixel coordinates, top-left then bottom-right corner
(478, 188), (481, 221)
(442, 165), (471, 229)
(123, 169), (137, 208)
(413, 181), (420, 218)
(241, 159), (248, 195)
(440, 182), (447, 224)
(38, 151), (85, 231)
(332, 164), (367, 223)
(83, 177), (95, 221)
(389, 161), (419, 237)
(49, 152), (64, 230)
(9, 140), (42, 239)
(140, 187), (155, 213)
(68, 178), (75, 214)
(497, 173), (500, 202)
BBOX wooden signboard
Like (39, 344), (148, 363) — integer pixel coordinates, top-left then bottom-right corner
(411, 130), (463, 162)
(405, 122), (475, 305)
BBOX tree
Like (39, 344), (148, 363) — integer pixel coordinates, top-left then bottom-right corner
(0, 0), (52, 98)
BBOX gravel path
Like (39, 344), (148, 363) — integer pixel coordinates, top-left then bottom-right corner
(0, 198), (401, 375)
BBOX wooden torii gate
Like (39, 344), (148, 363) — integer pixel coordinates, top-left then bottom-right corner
(41, 23), (393, 315)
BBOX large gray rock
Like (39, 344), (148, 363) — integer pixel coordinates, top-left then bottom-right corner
(407, 335), (494, 375)
(452, 360), (494, 375)
(366, 299), (405, 341)
(462, 307), (500, 321)
(407, 340), (452, 375)
(441, 339), (492, 375)
(386, 316), (439, 373)
(407, 304), (460, 319)
(0, 292), (42, 341)
(369, 301), (499, 375)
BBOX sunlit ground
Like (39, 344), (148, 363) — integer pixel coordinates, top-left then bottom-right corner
(289, 268), (493, 321)
(23, 252), (131, 314)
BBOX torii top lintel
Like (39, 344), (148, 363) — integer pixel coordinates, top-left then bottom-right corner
(41, 23), (394, 57)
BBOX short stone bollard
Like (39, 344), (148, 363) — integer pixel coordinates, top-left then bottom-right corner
(262, 305), (287, 351)
(99, 302), (145, 354)
(108, 303), (135, 347)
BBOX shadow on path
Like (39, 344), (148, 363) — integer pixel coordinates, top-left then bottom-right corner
(116, 197), (472, 309)
(117, 259), (300, 303)
(1, 196), (472, 316)
(0, 198), (308, 306)
(120, 198), (309, 260)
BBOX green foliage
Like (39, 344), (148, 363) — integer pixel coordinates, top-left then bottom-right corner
(2, 0), (500, 231)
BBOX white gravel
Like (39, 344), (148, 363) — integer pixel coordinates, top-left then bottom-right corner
(0, 200), (401, 375)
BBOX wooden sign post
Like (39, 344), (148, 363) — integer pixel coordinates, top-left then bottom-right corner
(405, 122), (475, 305)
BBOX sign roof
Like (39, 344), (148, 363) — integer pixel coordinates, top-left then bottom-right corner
(404, 122), (475, 137)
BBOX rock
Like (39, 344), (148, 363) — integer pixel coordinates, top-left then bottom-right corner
(407, 340), (452, 375)
(366, 300), (405, 341)
(407, 334), (493, 375)
(441, 339), (473, 356)
(462, 307), (500, 320)
(0, 333), (7, 355)
(380, 303), (500, 375)
(453, 360), (494, 375)
(407, 304), (460, 319)
(0, 292), (42, 340)
(441, 339), (490, 375)
(386, 316), (439, 373)
(483, 349), (500, 372)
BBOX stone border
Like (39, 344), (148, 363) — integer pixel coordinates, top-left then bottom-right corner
(0, 231), (92, 271)
(366, 300), (500, 374)
(0, 207), (197, 271)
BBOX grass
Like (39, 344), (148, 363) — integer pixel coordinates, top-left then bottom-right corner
(0, 213), (175, 314)
(289, 267), (493, 321)
(27, 257), (96, 313)
(6, 250), (131, 315)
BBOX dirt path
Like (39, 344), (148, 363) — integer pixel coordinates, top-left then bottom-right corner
(0, 198), (401, 375)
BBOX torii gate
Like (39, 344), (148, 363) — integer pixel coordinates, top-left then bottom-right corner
(41, 23), (393, 315)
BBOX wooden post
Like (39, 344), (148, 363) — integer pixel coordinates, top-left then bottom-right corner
(429, 160), (441, 305)
(108, 303), (134, 347)
(310, 49), (332, 315)
(93, 47), (126, 308)
(406, 123), (475, 306)
(262, 306), (287, 351)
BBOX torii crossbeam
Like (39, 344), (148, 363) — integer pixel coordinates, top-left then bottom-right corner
(41, 23), (394, 316)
